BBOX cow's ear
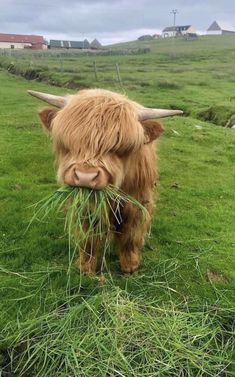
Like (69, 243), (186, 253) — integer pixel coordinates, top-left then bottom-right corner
(141, 119), (164, 143)
(38, 107), (58, 133)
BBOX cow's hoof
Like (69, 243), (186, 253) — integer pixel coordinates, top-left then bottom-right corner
(81, 265), (96, 275)
(75, 259), (96, 275)
(121, 263), (139, 274)
(120, 250), (140, 274)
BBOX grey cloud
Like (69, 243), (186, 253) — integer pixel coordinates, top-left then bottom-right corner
(0, 0), (235, 44)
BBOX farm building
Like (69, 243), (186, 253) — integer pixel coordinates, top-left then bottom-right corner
(90, 39), (102, 49)
(49, 39), (90, 49)
(162, 25), (196, 38)
(138, 35), (154, 41)
(153, 34), (161, 39)
(207, 21), (235, 35)
(0, 33), (46, 49)
(138, 34), (161, 41)
(184, 33), (198, 41)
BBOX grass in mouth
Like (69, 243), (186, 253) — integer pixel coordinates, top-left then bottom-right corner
(29, 184), (148, 236)
(29, 185), (149, 272)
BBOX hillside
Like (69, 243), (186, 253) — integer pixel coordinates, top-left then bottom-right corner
(1, 35), (235, 128)
(107, 34), (235, 53)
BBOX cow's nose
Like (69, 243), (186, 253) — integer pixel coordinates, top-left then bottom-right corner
(75, 169), (99, 188)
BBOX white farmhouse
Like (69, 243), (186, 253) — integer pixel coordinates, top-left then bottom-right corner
(162, 25), (196, 38)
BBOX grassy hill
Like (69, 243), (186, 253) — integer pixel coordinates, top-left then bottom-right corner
(0, 36), (235, 376)
(1, 35), (235, 126)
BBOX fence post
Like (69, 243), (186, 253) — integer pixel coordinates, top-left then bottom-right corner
(60, 58), (64, 73)
(115, 63), (122, 84)
(93, 61), (98, 81)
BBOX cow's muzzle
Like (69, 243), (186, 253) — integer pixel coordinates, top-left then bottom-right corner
(66, 164), (109, 189)
(75, 169), (98, 188)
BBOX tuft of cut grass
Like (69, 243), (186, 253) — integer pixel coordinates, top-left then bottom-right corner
(30, 184), (148, 235)
(3, 286), (234, 377)
(29, 185), (149, 274)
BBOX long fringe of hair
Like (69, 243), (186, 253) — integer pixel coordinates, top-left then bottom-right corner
(51, 89), (145, 160)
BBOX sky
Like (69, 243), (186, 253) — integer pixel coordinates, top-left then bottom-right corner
(0, 0), (235, 45)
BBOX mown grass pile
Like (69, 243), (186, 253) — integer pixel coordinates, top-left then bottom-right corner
(11, 186), (231, 376)
(3, 284), (233, 377)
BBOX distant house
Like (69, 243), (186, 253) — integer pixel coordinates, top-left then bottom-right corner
(0, 33), (46, 49)
(49, 39), (90, 49)
(90, 39), (102, 49)
(184, 33), (198, 41)
(138, 34), (161, 41)
(138, 35), (154, 41)
(207, 21), (235, 35)
(162, 25), (196, 38)
(153, 34), (161, 39)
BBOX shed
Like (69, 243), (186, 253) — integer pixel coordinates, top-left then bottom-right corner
(207, 21), (235, 35)
(138, 35), (154, 41)
(49, 39), (90, 49)
(90, 39), (102, 49)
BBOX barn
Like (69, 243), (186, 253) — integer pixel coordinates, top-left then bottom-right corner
(0, 33), (46, 49)
(162, 25), (196, 38)
(207, 21), (235, 35)
(90, 39), (102, 49)
(49, 39), (90, 49)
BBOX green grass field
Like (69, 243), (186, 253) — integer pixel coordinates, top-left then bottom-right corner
(0, 35), (235, 376)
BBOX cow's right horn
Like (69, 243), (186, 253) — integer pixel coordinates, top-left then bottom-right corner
(138, 108), (183, 120)
(28, 90), (67, 108)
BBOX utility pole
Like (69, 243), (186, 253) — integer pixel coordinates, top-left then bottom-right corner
(171, 9), (178, 37)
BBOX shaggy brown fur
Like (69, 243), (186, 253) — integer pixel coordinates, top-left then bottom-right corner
(38, 89), (164, 274)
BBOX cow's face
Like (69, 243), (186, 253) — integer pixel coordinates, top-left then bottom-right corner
(38, 90), (164, 189)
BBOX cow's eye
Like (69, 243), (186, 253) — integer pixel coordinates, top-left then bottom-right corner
(115, 148), (132, 158)
(61, 145), (70, 155)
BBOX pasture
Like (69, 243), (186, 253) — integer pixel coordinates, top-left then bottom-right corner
(0, 35), (235, 376)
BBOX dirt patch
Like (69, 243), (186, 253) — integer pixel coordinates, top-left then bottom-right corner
(156, 79), (182, 90)
(207, 269), (227, 283)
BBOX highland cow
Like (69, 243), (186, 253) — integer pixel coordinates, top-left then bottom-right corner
(28, 89), (182, 274)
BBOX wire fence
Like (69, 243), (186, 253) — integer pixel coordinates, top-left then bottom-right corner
(0, 47), (151, 59)
(0, 46), (210, 100)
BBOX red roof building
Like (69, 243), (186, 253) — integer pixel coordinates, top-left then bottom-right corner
(0, 33), (46, 49)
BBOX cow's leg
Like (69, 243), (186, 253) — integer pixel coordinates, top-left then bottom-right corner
(75, 242), (97, 274)
(74, 235), (100, 274)
(119, 243), (140, 274)
(116, 204), (152, 274)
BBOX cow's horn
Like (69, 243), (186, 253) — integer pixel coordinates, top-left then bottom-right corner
(28, 90), (67, 108)
(138, 108), (183, 120)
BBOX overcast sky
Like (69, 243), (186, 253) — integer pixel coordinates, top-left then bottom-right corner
(1, 0), (235, 45)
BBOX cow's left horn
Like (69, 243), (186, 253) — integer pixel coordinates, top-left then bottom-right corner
(138, 108), (183, 120)
(28, 90), (67, 108)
